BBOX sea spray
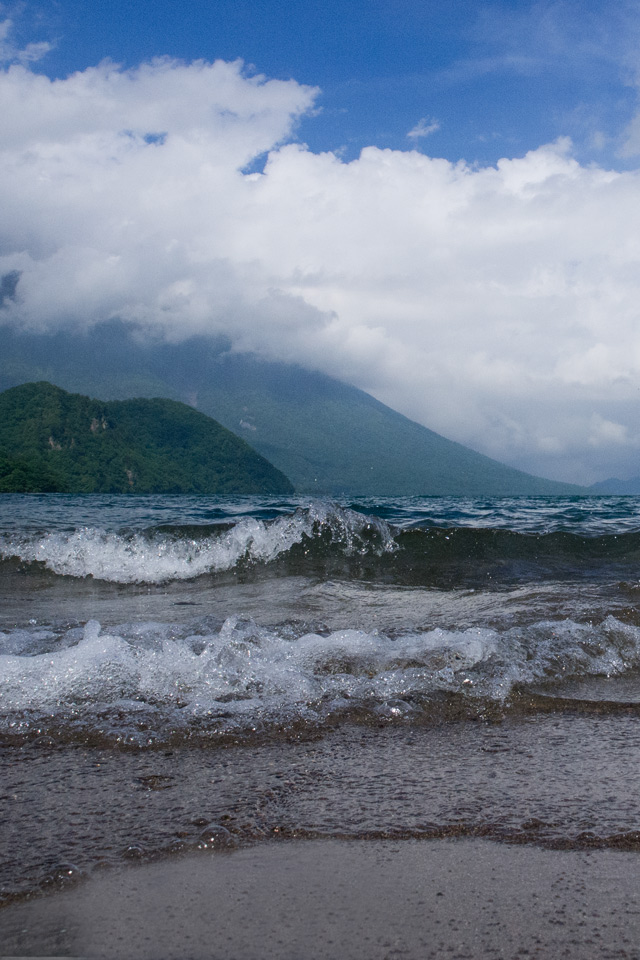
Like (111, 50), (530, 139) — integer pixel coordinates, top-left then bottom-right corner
(0, 503), (396, 583)
(2, 614), (640, 745)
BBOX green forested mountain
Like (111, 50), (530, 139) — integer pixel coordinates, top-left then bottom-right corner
(0, 323), (584, 496)
(0, 382), (293, 494)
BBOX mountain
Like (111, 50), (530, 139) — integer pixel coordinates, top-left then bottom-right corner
(0, 381), (293, 495)
(0, 322), (584, 496)
(588, 478), (640, 495)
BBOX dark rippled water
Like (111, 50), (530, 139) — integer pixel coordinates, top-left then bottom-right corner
(2, 493), (640, 902)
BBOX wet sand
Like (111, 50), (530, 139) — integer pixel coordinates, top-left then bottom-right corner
(2, 838), (639, 960)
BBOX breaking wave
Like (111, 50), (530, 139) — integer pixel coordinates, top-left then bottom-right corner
(2, 614), (640, 746)
(3, 502), (640, 588)
(0, 504), (396, 584)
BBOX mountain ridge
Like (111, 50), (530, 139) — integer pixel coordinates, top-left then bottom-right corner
(0, 322), (585, 496)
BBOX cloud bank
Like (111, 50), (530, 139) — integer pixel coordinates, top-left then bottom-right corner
(2, 48), (640, 482)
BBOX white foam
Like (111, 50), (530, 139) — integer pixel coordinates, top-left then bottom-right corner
(2, 616), (640, 740)
(0, 504), (396, 583)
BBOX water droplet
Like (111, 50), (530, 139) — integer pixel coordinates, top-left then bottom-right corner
(44, 862), (85, 887)
(197, 823), (236, 849)
(123, 844), (146, 859)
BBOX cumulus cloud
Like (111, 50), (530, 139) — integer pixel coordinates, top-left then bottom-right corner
(3, 55), (640, 481)
(0, 56), (318, 331)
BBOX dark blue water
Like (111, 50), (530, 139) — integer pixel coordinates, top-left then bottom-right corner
(2, 492), (640, 533)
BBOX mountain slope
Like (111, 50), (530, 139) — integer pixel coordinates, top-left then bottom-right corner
(588, 478), (640, 495)
(0, 323), (584, 496)
(0, 381), (294, 494)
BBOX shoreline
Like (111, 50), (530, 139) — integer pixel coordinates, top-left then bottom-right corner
(2, 837), (639, 960)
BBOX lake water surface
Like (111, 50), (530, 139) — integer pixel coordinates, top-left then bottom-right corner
(2, 494), (640, 905)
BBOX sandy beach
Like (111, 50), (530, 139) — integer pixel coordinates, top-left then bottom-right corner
(2, 837), (640, 960)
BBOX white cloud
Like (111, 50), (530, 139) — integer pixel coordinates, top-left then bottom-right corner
(407, 117), (440, 140)
(4, 55), (640, 481)
(588, 414), (629, 448)
(0, 17), (52, 64)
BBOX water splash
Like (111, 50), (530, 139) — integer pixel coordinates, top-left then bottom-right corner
(0, 504), (396, 583)
(2, 614), (639, 745)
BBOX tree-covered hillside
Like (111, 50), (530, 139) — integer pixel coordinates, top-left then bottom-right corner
(0, 323), (584, 496)
(0, 382), (294, 494)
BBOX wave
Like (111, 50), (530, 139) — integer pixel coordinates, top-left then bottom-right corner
(2, 614), (640, 746)
(2, 503), (640, 586)
(0, 504), (396, 584)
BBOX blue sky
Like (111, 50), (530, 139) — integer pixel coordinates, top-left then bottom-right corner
(4, 1), (640, 483)
(11, 0), (640, 167)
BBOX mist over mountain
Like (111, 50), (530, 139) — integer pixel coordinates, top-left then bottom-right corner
(0, 322), (584, 496)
